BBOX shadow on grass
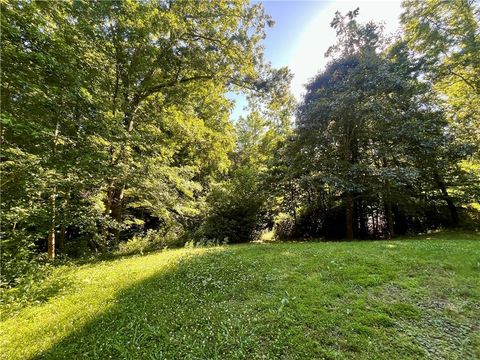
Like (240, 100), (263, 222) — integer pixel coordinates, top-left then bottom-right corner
(31, 247), (270, 360)
(24, 237), (480, 359)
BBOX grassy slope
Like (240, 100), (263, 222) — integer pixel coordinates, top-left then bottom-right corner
(1, 232), (479, 360)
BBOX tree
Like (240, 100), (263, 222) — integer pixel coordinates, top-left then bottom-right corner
(1, 0), (289, 268)
(201, 98), (295, 243)
(295, 11), (390, 239)
(2, 1), (110, 263)
(401, 0), (480, 223)
(283, 10), (468, 239)
(401, 0), (480, 157)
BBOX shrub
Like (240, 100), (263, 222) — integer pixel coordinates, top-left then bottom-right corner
(115, 227), (185, 256)
(0, 230), (39, 287)
(200, 167), (267, 244)
(274, 213), (296, 240)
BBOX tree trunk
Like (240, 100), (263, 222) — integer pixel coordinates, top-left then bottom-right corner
(48, 191), (56, 260)
(104, 108), (134, 239)
(289, 180), (297, 225)
(384, 183), (394, 238)
(58, 195), (68, 254)
(382, 158), (394, 238)
(110, 185), (125, 240)
(345, 194), (354, 240)
(344, 129), (356, 240)
(48, 123), (60, 260)
(372, 209), (378, 237)
(59, 223), (66, 254)
(358, 198), (368, 239)
(435, 173), (459, 226)
(385, 201), (394, 239)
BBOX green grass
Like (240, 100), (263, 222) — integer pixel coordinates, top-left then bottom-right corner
(1, 232), (479, 359)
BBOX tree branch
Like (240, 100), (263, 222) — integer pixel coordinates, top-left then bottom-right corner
(447, 68), (478, 93)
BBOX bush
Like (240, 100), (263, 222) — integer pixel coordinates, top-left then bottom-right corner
(184, 237), (228, 248)
(274, 213), (296, 240)
(200, 167), (267, 244)
(0, 230), (39, 287)
(200, 203), (264, 244)
(115, 227), (185, 256)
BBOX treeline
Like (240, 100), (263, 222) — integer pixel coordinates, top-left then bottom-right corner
(1, 1), (479, 285)
(207, 2), (480, 242)
(1, 0), (294, 284)
(274, 5), (480, 240)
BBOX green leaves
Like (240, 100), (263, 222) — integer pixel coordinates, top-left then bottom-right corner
(401, 0), (480, 159)
(276, 8), (478, 239)
(1, 0), (291, 268)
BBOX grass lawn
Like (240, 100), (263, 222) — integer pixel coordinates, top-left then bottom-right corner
(1, 232), (479, 359)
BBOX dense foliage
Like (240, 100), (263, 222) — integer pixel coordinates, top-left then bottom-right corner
(1, 0), (479, 285)
(272, 6), (479, 240)
(1, 0), (291, 283)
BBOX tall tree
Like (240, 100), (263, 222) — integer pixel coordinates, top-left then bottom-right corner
(295, 10), (387, 239)
(1, 0), (289, 265)
(401, 0), (480, 223)
(286, 10), (467, 239)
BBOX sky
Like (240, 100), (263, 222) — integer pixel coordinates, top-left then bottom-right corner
(229, 0), (403, 120)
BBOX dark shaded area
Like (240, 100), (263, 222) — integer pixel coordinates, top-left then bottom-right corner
(276, 202), (479, 240)
(31, 249), (270, 359)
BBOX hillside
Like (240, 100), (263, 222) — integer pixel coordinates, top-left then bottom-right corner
(1, 232), (479, 359)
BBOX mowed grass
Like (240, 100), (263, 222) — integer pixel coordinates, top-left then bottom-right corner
(1, 232), (479, 359)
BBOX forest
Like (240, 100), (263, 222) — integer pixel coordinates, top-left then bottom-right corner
(1, 1), (480, 359)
